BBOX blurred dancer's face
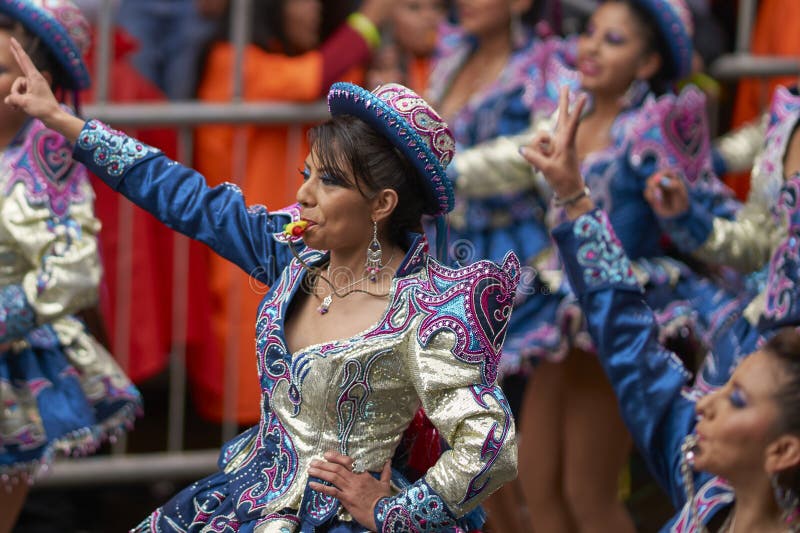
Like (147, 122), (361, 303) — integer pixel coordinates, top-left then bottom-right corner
(295, 149), (376, 254)
(283, 0), (322, 54)
(392, 0), (447, 57)
(454, 0), (525, 39)
(0, 30), (27, 139)
(576, 2), (660, 99)
(693, 350), (789, 484)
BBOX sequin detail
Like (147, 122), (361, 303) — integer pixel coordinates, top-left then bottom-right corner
(77, 120), (160, 177)
(574, 211), (638, 288)
(374, 481), (457, 532)
(460, 385), (513, 504)
(328, 83), (455, 216)
(670, 477), (734, 532)
(0, 284), (36, 342)
(413, 252), (520, 385)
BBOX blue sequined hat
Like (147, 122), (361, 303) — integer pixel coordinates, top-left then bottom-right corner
(629, 0), (693, 80)
(0, 0), (91, 90)
(327, 82), (456, 217)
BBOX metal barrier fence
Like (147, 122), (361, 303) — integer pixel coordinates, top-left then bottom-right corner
(33, 0), (800, 489)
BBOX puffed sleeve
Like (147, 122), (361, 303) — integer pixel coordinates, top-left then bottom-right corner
(658, 88), (800, 273)
(551, 208), (710, 508)
(373, 254), (521, 532)
(660, 164), (784, 273)
(72, 119), (299, 285)
(0, 125), (100, 341)
(712, 113), (767, 175)
(450, 123), (543, 198)
(452, 36), (580, 200)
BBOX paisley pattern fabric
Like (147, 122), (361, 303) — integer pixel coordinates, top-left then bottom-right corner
(71, 121), (519, 533)
(553, 209), (735, 532)
(0, 116), (141, 480)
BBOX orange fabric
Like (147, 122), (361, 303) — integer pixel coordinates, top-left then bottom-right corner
(193, 43), (364, 423)
(730, 0), (800, 199)
(407, 56), (432, 97)
(83, 28), (214, 385)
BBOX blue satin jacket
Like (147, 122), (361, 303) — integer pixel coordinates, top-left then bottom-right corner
(553, 209), (734, 532)
(72, 120), (520, 533)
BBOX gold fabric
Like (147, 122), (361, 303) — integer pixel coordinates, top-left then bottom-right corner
(254, 264), (518, 519)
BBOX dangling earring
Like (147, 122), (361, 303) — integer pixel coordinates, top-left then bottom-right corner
(619, 78), (650, 109)
(365, 220), (383, 282)
(771, 474), (800, 524)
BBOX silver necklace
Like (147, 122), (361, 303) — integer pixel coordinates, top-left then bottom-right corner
(316, 253), (396, 315)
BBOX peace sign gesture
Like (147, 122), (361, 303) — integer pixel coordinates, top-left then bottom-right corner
(520, 87), (594, 219)
(4, 37), (83, 142)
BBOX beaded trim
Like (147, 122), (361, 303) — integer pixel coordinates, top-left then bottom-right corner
(0, 401), (140, 484)
(77, 120), (161, 177)
(328, 82), (455, 216)
(631, 0), (693, 80)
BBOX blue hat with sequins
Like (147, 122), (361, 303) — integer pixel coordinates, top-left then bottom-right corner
(628, 0), (693, 80)
(327, 82), (456, 217)
(0, 0), (91, 91)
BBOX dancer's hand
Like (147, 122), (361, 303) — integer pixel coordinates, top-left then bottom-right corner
(4, 37), (83, 142)
(308, 451), (392, 530)
(519, 87), (593, 220)
(644, 172), (690, 217)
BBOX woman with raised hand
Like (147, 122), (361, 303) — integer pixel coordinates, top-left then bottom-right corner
(0, 1), (141, 531)
(524, 85), (800, 533)
(5, 35), (520, 532)
(453, 1), (738, 530)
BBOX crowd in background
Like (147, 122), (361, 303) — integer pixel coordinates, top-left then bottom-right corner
(7, 0), (800, 531)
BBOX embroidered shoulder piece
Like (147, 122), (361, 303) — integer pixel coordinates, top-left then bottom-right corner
(414, 252), (520, 384)
(761, 178), (800, 331)
(628, 86), (711, 185)
(77, 120), (160, 177)
(0, 284), (36, 343)
(6, 119), (89, 217)
(374, 480), (457, 533)
(573, 210), (638, 290)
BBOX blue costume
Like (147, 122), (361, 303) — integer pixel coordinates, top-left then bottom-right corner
(427, 24), (580, 361)
(661, 86), (800, 390)
(445, 0), (740, 370)
(0, 0), (140, 481)
(552, 208), (735, 532)
(69, 82), (520, 532)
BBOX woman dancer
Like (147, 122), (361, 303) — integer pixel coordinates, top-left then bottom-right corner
(454, 1), (738, 531)
(6, 38), (519, 531)
(525, 85), (800, 533)
(0, 1), (141, 531)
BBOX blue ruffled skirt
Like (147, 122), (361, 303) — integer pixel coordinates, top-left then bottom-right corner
(0, 318), (141, 480)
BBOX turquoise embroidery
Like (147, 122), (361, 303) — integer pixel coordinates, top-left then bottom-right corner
(77, 120), (160, 177)
(574, 211), (638, 288)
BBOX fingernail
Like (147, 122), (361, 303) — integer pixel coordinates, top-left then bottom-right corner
(659, 175), (671, 187)
(310, 460), (319, 466)
(518, 146), (529, 157)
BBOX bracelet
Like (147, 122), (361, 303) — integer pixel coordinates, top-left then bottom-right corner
(347, 12), (381, 50)
(553, 186), (590, 207)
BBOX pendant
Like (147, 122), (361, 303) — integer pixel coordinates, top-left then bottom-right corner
(317, 294), (332, 315)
